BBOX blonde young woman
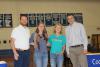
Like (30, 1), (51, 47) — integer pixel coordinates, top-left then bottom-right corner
(48, 23), (66, 67)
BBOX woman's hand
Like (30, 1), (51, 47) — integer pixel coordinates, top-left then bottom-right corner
(82, 50), (88, 54)
(47, 43), (51, 46)
(60, 51), (64, 56)
(34, 45), (38, 48)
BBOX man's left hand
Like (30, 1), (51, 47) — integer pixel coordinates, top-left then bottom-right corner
(82, 50), (88, 54)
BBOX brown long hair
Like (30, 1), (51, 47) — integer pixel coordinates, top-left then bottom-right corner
(35, 22), (48, 49)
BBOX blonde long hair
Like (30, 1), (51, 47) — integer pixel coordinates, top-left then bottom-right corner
(54, 23), (63, 34)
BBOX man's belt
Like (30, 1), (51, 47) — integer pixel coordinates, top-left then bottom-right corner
(70, 44), (83, 48)
(16, 48), (29, 52)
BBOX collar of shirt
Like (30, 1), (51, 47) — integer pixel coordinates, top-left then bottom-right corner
(69, 22), (77, 27)
(19, 25), (28, 29)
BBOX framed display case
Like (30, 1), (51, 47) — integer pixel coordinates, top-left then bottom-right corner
(37, 13), (44, 24)
(52, 13), (61, 25)
(0, 14), (12, 28)
(60, 13), (68, 26)
(45, 13), (52, 26)
(4, 14), (12, 28)
(0, 14), (3, 28)
(28, 14), (37, 27)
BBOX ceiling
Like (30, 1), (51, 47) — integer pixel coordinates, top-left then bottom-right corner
(0, 0), (100, 2)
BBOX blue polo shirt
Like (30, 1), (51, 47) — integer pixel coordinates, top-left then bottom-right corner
(48, 34), (66, 54)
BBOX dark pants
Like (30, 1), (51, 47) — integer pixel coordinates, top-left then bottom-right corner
(14, 50), (30, 67)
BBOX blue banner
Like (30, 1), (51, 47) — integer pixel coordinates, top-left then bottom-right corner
(87, 54), (100, 67)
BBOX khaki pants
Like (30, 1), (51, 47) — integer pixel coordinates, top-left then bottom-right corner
(69, 45), (88, 67)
